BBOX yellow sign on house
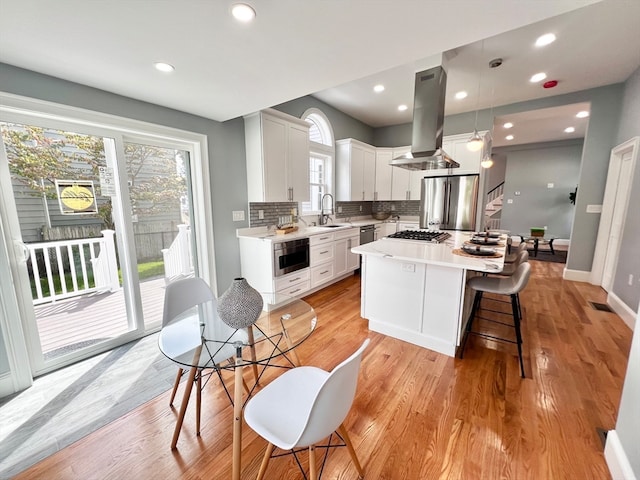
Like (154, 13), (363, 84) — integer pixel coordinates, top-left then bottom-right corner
(55, 180), (98, 214)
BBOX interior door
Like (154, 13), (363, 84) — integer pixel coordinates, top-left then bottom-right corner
(602, 150), (633, 291)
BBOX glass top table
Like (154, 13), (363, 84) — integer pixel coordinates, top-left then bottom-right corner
(158, 292), (317, 480)
(519, 234), (556, 256)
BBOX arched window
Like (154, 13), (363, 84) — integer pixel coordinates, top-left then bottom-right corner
(301, 109), (334, 214)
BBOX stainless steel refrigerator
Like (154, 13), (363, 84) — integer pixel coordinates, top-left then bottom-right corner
(419, 174), (479, 231)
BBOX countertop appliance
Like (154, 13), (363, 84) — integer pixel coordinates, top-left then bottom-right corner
(359, 224), (375, 245)
(420, 174), (479, 231)
(273, 238), (309, 277)
(387, 230), (451, 243)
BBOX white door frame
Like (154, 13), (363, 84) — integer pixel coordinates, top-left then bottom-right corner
(0, 92), (215, 391)
(591, 136), (639, 287)
(0, 143), (33, 395)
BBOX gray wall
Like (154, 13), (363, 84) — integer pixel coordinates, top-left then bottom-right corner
(272, 95), (374, 143)
(612, 65), (640, 478)
(373, 84), (625, 276)
(0, 63), (247, 295)
(496, 140), (582, 239)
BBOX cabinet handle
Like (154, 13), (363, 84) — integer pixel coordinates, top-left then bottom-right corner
(320, 250), (329, 255)
(348, 239), (351, 248)
(374, 191), (378, 201)
(290, 288), (301, 294)
(406, 190), (410, 200)
(319, 236), (329, 240)
(288, 277), (301, 283)
(362, 191), (365, 201)
(320, 270), (329, 275)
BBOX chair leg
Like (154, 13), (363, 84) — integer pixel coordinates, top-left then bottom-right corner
(196, 370), (202, 435)
(459, 290), (483, 359)
(338, 423), (364, 478)
(256, 443), (275, 480)
(309, 445), (317, 480)
(169, 368), (183, 406)
(511, 294), (526, 378)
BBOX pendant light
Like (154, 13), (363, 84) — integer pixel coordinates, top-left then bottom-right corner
(481, 57), (502, 169)
(467, 40), (485, 152)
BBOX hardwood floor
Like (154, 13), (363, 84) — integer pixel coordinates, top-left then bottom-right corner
(14, 260), (632, 479)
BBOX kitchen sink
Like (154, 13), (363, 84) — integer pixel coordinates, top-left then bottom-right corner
(319, 225), (344, 228)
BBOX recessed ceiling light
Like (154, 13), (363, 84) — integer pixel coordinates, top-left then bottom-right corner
(455, 91), (468, 100)
(231, 3), (256, 22)
(373, 84), (385, 93)
(576, 111), (590, 118)
(154, 62), (175, 73)
(535, 33), (556, 47)
(398, 104), (408, 111)
(503, 122), (514, 129)
(530, 72), (547, 83)
(506, 135), (514, 141)
(565, 127), (575, 133)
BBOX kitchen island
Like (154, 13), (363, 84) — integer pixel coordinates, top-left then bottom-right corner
(351, 231), (506, 357)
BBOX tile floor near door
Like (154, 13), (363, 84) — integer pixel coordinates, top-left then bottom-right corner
(0, 332), (176, 478)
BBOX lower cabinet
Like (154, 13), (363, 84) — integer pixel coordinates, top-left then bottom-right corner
(275, 269), (310, 296)
(239, 228), (361, 301)
(335, 229), (360, 276)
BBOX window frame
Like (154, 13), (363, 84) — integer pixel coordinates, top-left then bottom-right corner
(301, 108), (334, 215)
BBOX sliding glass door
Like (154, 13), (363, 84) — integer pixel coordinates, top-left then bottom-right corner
(0, 111), (201, 377)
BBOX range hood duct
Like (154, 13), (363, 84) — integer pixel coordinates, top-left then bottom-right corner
(390, 66), (459, 170)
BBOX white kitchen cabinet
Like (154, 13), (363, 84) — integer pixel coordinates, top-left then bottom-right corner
(336, 139), (376, 201)
(274, 269), (310, 297)
(374, 148), (393, 201)
(390, 146), (423, 201)
(346, 234), (360, 271)
(310, 232), (335, 288)
(244, 109), (310, 203)
(379, 222), (397, 237)
(335, 228), (360, 276)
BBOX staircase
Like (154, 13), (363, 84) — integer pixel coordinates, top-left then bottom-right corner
(484, 182), (504, 231)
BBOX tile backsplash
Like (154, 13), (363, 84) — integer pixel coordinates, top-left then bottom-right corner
(249, 202), (297, 227)
(249, 200), (420, 227)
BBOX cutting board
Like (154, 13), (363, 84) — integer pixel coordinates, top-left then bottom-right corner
(276, 226), (298, 235)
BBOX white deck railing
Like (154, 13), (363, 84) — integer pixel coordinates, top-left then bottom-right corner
(161, 224), (193, 283)
(27, 230), (120, 305)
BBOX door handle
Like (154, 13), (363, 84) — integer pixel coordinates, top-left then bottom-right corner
(15, 240), (30, 262)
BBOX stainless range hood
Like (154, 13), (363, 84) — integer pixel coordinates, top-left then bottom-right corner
(390, 65), (459, 170)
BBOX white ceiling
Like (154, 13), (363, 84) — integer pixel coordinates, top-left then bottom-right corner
(1, 0), (638, 148)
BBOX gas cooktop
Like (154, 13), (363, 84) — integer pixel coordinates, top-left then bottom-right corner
(387, 230), (451, 243)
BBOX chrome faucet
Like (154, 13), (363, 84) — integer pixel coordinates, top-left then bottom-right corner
(318, 193), (334, 225)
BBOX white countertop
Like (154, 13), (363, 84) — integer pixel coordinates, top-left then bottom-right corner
(236, 217), (404, 242)
(351, 231), (506, 273)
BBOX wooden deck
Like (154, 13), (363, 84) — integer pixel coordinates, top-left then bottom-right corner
(35, 277), (166, 357)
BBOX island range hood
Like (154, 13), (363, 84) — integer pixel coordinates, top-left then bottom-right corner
(390, 65), (459, 170)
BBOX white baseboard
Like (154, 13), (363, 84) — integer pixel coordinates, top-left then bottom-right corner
(563, 268), (591, 282)
(605, 430), (638, 480)
(607, 292), (637, 330)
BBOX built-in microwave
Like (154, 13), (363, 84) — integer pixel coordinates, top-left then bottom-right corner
(273, 238), (309, 277)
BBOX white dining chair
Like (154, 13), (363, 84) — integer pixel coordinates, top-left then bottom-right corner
(162, 276), (244, 434)
(244, 338), (370, 480)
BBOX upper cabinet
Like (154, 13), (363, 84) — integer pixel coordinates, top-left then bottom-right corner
(336, 139), (376, 201)
(244, 109), (310, 203)
(374, 148), (393, 201)
(335, 131), (489, 203)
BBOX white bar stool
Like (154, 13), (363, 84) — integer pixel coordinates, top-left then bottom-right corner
(459, 262), (531, 378)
